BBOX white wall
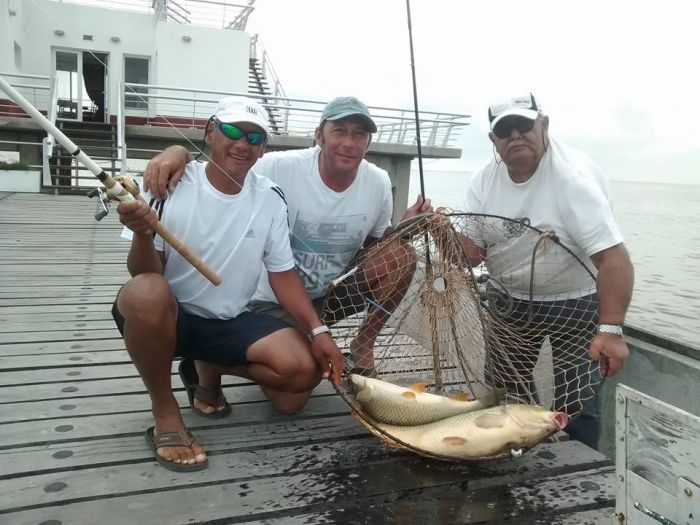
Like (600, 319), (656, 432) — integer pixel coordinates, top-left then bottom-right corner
(153, 22), (249, 119)
(1, 0), (250, 118)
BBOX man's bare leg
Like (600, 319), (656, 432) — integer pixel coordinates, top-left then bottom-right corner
(191, 327), (319, 414)
(350, 240), (417, 372)
(117, 273), (206, 466)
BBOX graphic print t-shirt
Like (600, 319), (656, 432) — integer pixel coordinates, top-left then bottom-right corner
(251, 147), (393, 301)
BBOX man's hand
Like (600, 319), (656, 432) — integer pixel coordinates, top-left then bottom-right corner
(310, 333), (344, 385)
(589, 333), (629, 377)
(117, 196), (158, 235)
(143, 146), (190, 200)
(401, 195), (433, 221)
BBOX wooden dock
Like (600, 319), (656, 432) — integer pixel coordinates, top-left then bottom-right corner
(0, 192), (616, 524)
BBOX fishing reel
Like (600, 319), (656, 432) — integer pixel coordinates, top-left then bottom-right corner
(86, 175), (140, 221)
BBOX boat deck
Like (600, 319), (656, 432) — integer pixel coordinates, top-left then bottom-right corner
(0, 192), (615, 524)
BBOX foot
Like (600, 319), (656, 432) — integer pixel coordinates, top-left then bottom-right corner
(349, 337), (377, 374)
(153, 413), (207, 466)
(193, 361), (229, 415)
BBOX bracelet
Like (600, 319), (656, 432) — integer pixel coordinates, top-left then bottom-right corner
(308, 325), (331, 341)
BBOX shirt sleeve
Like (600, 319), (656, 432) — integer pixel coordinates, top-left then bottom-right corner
(559, 174), (623, 256)
(263, 189), (296, 272)
(462, 167), (487, 247)
(370, 173), (393, 238)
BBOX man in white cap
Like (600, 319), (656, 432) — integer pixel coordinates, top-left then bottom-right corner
(113, 96), (343, 472)
(142, 96), (431, 381)
(454, 92), (634, 449)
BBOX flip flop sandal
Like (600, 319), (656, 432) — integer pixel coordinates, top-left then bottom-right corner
(178, 359), (232, 419)
(145, 426), (208, 472)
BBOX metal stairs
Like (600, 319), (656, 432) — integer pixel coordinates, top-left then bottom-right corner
(247, 58), (283, 134)
(48, 120), (118, 192)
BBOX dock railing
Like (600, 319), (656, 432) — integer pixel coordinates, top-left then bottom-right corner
(121, 82), (471, 148)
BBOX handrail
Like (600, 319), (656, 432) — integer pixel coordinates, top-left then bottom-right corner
(55, 0), (255, 30)
(121, 82), (470, 147)
(117, 82), (127, 176)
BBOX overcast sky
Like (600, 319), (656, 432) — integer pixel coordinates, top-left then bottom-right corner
(247, 0), (700, 185)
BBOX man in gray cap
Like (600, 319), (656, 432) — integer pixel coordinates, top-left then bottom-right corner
(143, 95), (431, 412)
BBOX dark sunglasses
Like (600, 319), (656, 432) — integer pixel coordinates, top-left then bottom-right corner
(493, 117), (536, 139)
(217, 121), (267, 145)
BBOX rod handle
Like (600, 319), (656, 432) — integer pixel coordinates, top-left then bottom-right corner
(152, 223), (222, 286)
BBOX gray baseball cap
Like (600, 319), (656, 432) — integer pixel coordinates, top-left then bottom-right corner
(320, 96), (377, 133)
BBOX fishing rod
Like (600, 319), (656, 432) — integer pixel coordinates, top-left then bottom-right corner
(0, 76), (222, 286)
(405, 0), (426, 202)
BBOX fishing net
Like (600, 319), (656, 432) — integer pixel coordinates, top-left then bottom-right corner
(324, 211), (602, 461)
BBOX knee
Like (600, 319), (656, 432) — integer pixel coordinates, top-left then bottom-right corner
(117, 273), (175, 326)
(284, 356), (321, 393)
(272, 394), (311, 415)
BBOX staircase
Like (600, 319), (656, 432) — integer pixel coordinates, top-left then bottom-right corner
(47, 120), (118, 193)
(247, 57), (284, 134)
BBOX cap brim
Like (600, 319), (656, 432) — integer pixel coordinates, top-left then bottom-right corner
(324, 111), (377, 133)
(490, 109), (539, 130)
(216, 112), (272, 139)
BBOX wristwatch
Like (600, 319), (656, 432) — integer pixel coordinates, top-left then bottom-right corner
(309, 325), (331, 341)
(598, 324), (624, 337)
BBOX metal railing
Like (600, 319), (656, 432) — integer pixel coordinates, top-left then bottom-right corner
(122, 82), (471, 147)
(50, 0), (255, 30)
(0, 73), (51, 119)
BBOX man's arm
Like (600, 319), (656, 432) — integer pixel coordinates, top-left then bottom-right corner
(588, 243), (634, 376)
(118, 199), (165, 276)
(268, 269), (344, 384)
(143, 145), (193, 200)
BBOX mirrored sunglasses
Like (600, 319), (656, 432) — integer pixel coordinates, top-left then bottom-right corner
(493, 117), (535, 139)
(217, 122), (267, 145)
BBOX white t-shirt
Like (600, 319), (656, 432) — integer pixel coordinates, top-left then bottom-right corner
(123, 161), (294, 319)
(464, 137), (623, 300)
(251, 146), (393, 301)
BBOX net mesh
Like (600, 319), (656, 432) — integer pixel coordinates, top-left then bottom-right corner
(323, 211), (602, 461)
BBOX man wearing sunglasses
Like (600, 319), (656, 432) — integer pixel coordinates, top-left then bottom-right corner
(454, 93), (634, 450)
(113, 96), (343, 472)
(143, 95), (430, 396)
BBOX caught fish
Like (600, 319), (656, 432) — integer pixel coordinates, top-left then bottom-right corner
(367, 403), (568, 459)
(350, 374), (501, 425)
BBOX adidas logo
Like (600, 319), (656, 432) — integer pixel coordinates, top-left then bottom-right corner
(245, 228), (255, 238)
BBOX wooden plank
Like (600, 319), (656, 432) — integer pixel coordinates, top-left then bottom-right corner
(0, 392), (347, 448)
(0, 338), (125, 356)
(0, 328), (121, 344)
(0, 372), (335, 405)
(0, 311), (114, 323)
(0, 320), (118, 333)
(0, 460), (614, 524)
(0, 349), (129, 370)
(0, 439), (608, 510)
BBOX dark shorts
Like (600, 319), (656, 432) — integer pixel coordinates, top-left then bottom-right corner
(249, 263), (369, 332)
(111, 300), (290, 368)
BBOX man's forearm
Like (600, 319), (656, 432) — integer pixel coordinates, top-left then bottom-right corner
(268, 269), (323, 333)
(591, 244), (634, 324)
(166, 145), (194, 163)
(127, 233), (164, 276)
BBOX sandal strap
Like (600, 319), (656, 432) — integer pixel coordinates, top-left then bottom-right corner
(152, 430), (197, 449)
(193, 385), (226, 406)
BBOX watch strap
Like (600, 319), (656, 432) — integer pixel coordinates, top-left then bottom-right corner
(309, 325), (331, 340)
(598, 324), (623, 337)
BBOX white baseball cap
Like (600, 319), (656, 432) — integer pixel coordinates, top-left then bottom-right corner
(488, 93), (540, 130)
(213, 96), (272, 139)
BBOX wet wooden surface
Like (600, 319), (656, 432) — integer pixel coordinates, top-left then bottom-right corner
(0, 193), (616, 524)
